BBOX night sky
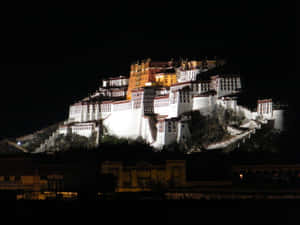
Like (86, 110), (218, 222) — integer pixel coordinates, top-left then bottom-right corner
(0, 1), (296, 139)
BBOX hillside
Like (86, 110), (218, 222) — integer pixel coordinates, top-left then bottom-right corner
(15, 122), (63, 152)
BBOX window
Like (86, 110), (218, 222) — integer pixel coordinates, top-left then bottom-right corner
(15, 176), (21, 181)
(168, 122), (172, 133)
(4, 176), (10, 181)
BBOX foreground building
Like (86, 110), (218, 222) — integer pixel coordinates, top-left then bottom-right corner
(35, 58), (286, 152)
(1, 155), (300, 200)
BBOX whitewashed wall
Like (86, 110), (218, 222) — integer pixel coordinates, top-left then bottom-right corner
(103, 107), (143, 139)
(69, 122), (97, 138)
(273, 109), (286, 131)
(193, 96), (210, 115)
(154, 101), (170, 116)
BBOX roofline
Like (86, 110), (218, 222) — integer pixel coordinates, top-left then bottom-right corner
(113, 100), (131, 105)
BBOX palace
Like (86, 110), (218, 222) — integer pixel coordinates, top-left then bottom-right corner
(35, 58), (286, 152)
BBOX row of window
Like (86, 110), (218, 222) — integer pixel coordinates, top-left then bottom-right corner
(197, 84), (210, 92)
(0, 176), (21, 182)
(220, 85), (238, 91)
(145, 107), (154, 113)
(220, 79), (239, 91)
(72, 127), (92, 131)
(258, 103), (272, 114)
(71, 105), (113, 113)
(167, 121), (177, 133)
(108, 80), (128, 86)
(100, 105), (112, 112)
(100, 90), (126, 97)
(133, 102), (141, 108)
(179, 92), (190, 103)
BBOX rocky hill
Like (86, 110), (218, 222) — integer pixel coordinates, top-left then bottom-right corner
(15, 122), (63, 152)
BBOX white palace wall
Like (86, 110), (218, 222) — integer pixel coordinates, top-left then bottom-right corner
(154, 97), (170, 116)
(63, 70), (288, 150)
(193, 96), (210, 115)
(102, 106), (143, 140)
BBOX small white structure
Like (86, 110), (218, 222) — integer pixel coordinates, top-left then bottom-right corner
(102, 76), (128, 87)
(210, 75), (241, 97)
(177, 68), (200, 83)
(272, 109), (286, 131)
(257, 99), (273, 120)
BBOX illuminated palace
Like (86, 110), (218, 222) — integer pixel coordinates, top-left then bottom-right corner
(35, 58), (286, 152)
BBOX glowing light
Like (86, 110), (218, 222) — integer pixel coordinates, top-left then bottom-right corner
(239, 174), (244, 179)
(156, 74), (164, 79)
(17, 141), (21, 146)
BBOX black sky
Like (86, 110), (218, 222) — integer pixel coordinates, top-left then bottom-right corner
(0, 1), (296, 139)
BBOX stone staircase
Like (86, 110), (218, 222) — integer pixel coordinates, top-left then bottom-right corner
(35, 129), (60, 153)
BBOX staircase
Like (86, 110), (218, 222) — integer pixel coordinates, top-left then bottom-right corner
(35, 130), (60, 153)
(205, 129), (255, 150)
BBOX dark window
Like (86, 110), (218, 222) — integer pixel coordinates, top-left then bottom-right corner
(15, 176), (21, 181)
(41, 176), (47, 180)
(4, 176), (10, 181)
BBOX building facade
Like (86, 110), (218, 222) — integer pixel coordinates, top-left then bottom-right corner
(41, 58), (287, 152)
(127, 59), (174, 99)
(101, 160), (186, 192)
